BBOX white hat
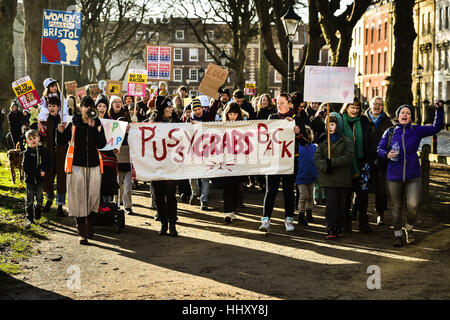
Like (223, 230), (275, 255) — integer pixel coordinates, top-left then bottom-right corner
(43, 78), (58, 88)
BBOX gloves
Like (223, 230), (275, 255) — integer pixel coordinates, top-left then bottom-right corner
(94, 117), (102, 128)
(434, 100), (444, 111)
(326, 159), (332, 174)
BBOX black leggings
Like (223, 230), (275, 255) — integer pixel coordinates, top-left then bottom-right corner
(263, 174), (295, 219)
(152, 180), (177, 223)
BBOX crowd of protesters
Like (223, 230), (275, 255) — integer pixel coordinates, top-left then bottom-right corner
(5, 77), (445, 247)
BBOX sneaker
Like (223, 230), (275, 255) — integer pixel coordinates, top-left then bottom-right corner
(201, 202), (208, 211)
(125, 208), (133, 215)
(298, 212), (308, 226)
(42, 200), (52, 213)
(224, 212), (233, 223)
(405, 228), (415, 245)
(180, 193), (189, 203)
(393, 236), (404, 247)
(25, 219), (33, 229)
(285, 217), (295, 232)
(326, 227), (336, 240)
(56, 205), (65, 217)
(154, 214), (160, 221)
(377, 215), (385, 226)
(336, 226), (344, 237)
(189, 195), (199, 205)
(259, 217), (270, 232)
(230, 212), (236, 221)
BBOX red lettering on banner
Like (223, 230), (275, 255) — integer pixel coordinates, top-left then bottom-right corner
(174, 146), (185, 163)
(167, 128), (180, 148)
(184, 129), (198, 154)
(140, 126), (156, 156)
(153, 140), (167, 161)
(264, 140), (274, 156)
(209, 133), (221, 155)
(244, 133), (254, 155)
(272, 128), (283, 144)
(258, 123), (269, 143)
(281, 140), (293, 158)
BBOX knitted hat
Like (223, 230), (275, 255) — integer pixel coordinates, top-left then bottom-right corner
(95, 94), (109, 108)
(43, 78), (58, 88)
(183, 104), (192, 112)
(155, 95), (172, 114)
(109, 95), (122, 110)
(10, 99), (20, 108)
(395, 104), (414, 120)
(221, 88), (231, 97)
(191, 98), (202, 110)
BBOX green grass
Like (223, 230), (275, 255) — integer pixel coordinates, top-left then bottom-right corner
(0, 151), (55, 275)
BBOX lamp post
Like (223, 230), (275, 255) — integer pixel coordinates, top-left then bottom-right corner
(198, 66), (205, 80)
(281, 4), (301, 93)
(416, 64), (423, 124)
(219, 50), (228, 67)
(357, 72), (362, 101)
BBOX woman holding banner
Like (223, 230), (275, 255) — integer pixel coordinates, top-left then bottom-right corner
(57, 96), (106, 245)
(148, 96), (180, 236)
(340, 101), (377, 233)
(259, 92), (301, 233)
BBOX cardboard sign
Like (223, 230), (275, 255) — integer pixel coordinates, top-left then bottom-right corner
(75, 87), (86, 103)
(197, 95), (210, 107)
(198, 63), (229, 99)
(128, 120), (295, 181)
(65, 81), (77, 96)
(146, 45), (173, 81)
(106, 80), (123, 97)
(12, 76), (40, 111)
(303, 65), (355, 103)
(244, 81), (256, 96)
(127, 69), (147, 97)
(41, 9), (82, 66)
(88, 83), (101, 100)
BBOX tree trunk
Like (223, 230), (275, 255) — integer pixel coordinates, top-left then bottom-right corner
(0, 0), (17, 142)
(24, 0), (50, 94)
(257, 32), (269, 95)
(385, 0), (416, 117)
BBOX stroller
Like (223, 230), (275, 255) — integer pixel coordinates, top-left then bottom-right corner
(93, 152), (125, 233)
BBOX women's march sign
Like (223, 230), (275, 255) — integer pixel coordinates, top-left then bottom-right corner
(146, 45), (173, 81)
(12, 76), (40, 111)
(128, 120), (295, 181)
(41, 9), (82, 66)
(304, 66), (355, 103)
(99, 119), (128, 151)
(127, 69), (148, 97)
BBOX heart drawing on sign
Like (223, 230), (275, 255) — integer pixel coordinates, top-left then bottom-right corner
(343, 90), (349, 99)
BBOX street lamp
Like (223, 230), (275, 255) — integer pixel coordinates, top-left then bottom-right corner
(198, 66), (205, 79)
(281, 4), (302, 93)
(186, 76), (190, 85)
(416, 64), (423, 124)
(357, 72), (362, 101)
(219, 50), (228, 67)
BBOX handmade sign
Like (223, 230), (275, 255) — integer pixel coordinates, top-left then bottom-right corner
(244, 81), (256, 96)
(66, 116), (127, 151)
(198, 63), (229, 99)
(106, 80), (123, 97)
(127, 69), (148, 97)
(41, 9), (82, 66)
(12, 76), (40, 111)
(197, 95), (210, 107)
(75, 87), (86, 103)
(146, 45), (173, 81)
(65, 81), (77, 96)
(303, 65), (355, 103)
(88, 83), (101, 100)
(128, 120), (295, 181)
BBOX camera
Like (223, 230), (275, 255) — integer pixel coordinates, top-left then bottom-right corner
(87, 107), (99, 119)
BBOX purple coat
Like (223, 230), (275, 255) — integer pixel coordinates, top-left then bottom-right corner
(377, 109), (443, 182)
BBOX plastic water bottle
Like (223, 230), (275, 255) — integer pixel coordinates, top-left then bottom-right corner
(391, 142), (400, 161)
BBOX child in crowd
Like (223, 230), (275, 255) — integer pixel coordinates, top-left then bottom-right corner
(29, 104), (40, 130)
(38, 78), (69, 124)
(314, 112), (354, 239)
(41, 96), (68, 217)
(181, 104), (192, 122)
(296, 126), (318, 226)
(22, 129), (50, 229)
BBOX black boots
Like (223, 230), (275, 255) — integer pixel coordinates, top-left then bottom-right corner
(159, 219), (178, 237)
(56, 205), (65, 217)
(76, 222), (88, 245)
(306, 209), (313, 223)
(86, 214), (95, 240)
(359, 214), (373, 233)
(43, 200), (52, 212)
(159, 221), (168, 235)
(298, 212), (308, 226)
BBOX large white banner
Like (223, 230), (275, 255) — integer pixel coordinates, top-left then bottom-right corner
(128, 120), (295, 181)
(304, 65), (355, 103)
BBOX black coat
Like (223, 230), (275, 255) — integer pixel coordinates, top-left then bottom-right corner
(241, 101), (256, 120)
(56, 114), (107, 168)
(8, 111), (24, 141)
(256, 105), (277, 120)
(344, 114), (377, 165)
(22, 145), (51, 184)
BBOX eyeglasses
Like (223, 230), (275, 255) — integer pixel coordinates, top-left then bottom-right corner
(372, 103), (383, 107)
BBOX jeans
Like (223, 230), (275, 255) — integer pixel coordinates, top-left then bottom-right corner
(263, 174), (295, 219)
(324, 187), (350, 228)
(26, 182), (43, 221)
(387, 178), (421, 231)
(298, 183), (314, 212)
(200, 178), (210, 203)
(152, 180), (177, 223)
(190, 179), (200, 197)
(46, 191), (66, 206)
(314, 183), (325, 201)
(118, 171), (132, 209)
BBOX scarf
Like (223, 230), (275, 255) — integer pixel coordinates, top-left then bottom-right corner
(368, 111), (383, 129)
(330, 133), (339, 144)
(342, 113), (363, 175)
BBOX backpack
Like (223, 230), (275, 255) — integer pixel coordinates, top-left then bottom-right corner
(377, 126), (395, 169)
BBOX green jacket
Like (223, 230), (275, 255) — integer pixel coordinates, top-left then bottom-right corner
(314, 112), (354, 188)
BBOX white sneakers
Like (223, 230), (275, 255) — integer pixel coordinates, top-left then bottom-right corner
(224, 212), (236, 223)
(285, 217), (295, 232)
(259, 217), (295, 232)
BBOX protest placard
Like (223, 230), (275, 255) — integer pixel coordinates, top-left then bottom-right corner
(88, 83), (101, 100)
(106, 80), (123, 97)
(303, 65), (355, 103)
(197, 95), (210, 107)
(128, 120), (295, 181)
(41, 9), (82, 66)
(146, 45), (173, 81)
(244, 81), (256, 96)
(75, 86), (86, 103)
(65, 81), (77, 96)
(12, 76), (40, 111)
(127, 69), (148, 97)
(198, 63), (229, 99)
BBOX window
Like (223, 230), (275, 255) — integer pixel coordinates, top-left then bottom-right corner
(428, 12), (431, 33)
(318, 50), (322, 63)
(292, 49), (300, 63)
(173, 69), (182, 82)
(136, 31), (144, 40)
(189, 48), (198, 61)
(426, 51), (430, 71)
(370, 54), (373, 74)
(274, 70), (282, 83)
(438, 82), (442, 98)
(384, 22), (388, 40)
(378, 23), (381, 41)
(446, 7), (449, 29)
(175, 30), (184, 40)
(174, 48), (183, 61)
(377, 52), (381, 73)
(384, 52), (387, 72)
(149, 31), (159, 41)
(371, 27), (374, 43)
(438, 49), (442, 70)
(205, 30), (214, 40)
(365, 55), (368, 74)
(328, 51), (333, 64)
(205, 49), (214, 62)
(422, 13), (425, 35)
(189, 69), (198, 82)
(365, 28), (368, 45)
(189, 90), (198, 97)
(440, 8), (443, 30)
(445, 47), (448, 69)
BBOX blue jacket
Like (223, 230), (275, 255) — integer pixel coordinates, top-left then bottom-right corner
(377, 109), (443, 182)
(296, 143), (318, 184)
